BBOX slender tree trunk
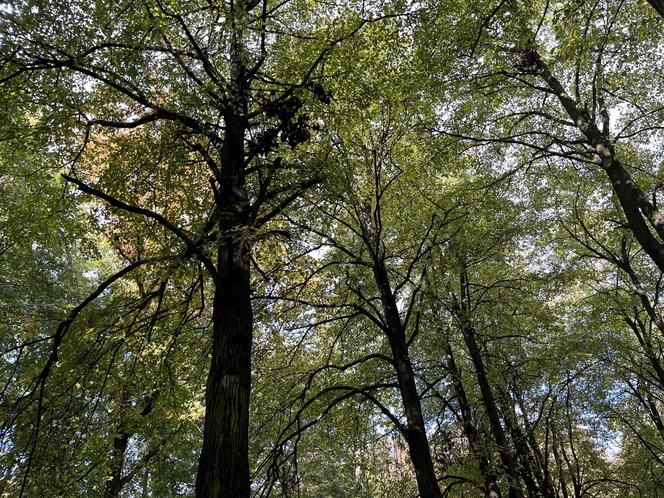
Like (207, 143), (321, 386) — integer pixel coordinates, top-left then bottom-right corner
(371, 260), (442, 498)
(498, 389), (551, 498)
(454, 270), (524, 498)
(445, 340), (501, 498)
(460, 324), (523, 498)
(390, 334), (442, 498)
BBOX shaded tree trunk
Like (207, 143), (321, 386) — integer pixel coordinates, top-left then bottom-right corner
(195, 106), (253, 496)
(389, 331), (442, 498)
(359, 206), (442, 497)
(445, 340), (502, 498)
(104, 431), (130, 498)
(536, 58), (664, 273)
(195, 6), (253, 493)
(452, 269), (524, 498)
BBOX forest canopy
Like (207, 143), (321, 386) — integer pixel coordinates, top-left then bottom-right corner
(1, 0), (663, 496)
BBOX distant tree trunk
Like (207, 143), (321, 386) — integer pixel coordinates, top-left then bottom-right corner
(497, 387), (555, 498)
(104, 383), (159, 497)
(370, 254), (442, 498)
(536, 59), (664, 274)
(453, 269), (524, 498)
(445, 340), (501, 498)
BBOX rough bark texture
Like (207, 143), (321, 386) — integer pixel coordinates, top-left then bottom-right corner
(195, 273), (253, 498)
(195, 108), (252, 497)
(195, 8), (253, 493)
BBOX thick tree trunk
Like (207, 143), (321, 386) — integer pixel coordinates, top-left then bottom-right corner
(195, 112), (252, 496)
(195, 48), (253, 495)
(195, 0), (253, 491)
(195, 264), (253, 497)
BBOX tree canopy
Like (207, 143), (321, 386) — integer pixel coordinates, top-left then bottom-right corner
(1, 0), (664, 496)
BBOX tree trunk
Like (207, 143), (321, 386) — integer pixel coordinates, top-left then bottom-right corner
(459, 323), (523, 498)
(536, 59), (664, 273)
(371, 260), (442, 498)
(195, 110), (252, 496)
(454, 270), (524, 498)
(104, 431), (130, 498)
(390, 334), (442, 498)
(195, 1), (254, 492)
(445, 340), (501, 498)
(195, 268), (253, 497)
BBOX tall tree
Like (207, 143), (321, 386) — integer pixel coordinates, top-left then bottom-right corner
(0, 0), (382, 495)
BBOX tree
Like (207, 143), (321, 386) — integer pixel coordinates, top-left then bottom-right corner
(2, 0), (664, 495)
(0, 0), (379, 495)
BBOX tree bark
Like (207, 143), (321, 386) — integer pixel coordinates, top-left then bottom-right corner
(453, 270), (524, 498)
(195, 7), (253, 492)
(370, 259), (442, 498)
(445, 340), (501, 498)
(195, 108), (252, 497)
(536, 58), (664, 273)
(195, 266), (253, 497)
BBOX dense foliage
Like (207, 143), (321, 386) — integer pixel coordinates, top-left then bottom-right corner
(1, 0), (663, 496)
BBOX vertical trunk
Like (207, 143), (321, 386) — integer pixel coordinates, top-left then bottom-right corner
(454, 270), (524, 498)
(391, 335), (442, 498)
(195, 117), (252, 496)
(459, 322), (523, 498)
(105, 392), (134, 498)
(551, 424), (571, 498)
(498, 389), (552, 498)
(195, 26), (253, 494)
(196, 272), (253, 497)
(104, 432), (130, 498)
(445, 341), (501, 498)
(371, 261), (442, 498)
(195, 2), (253, 494)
